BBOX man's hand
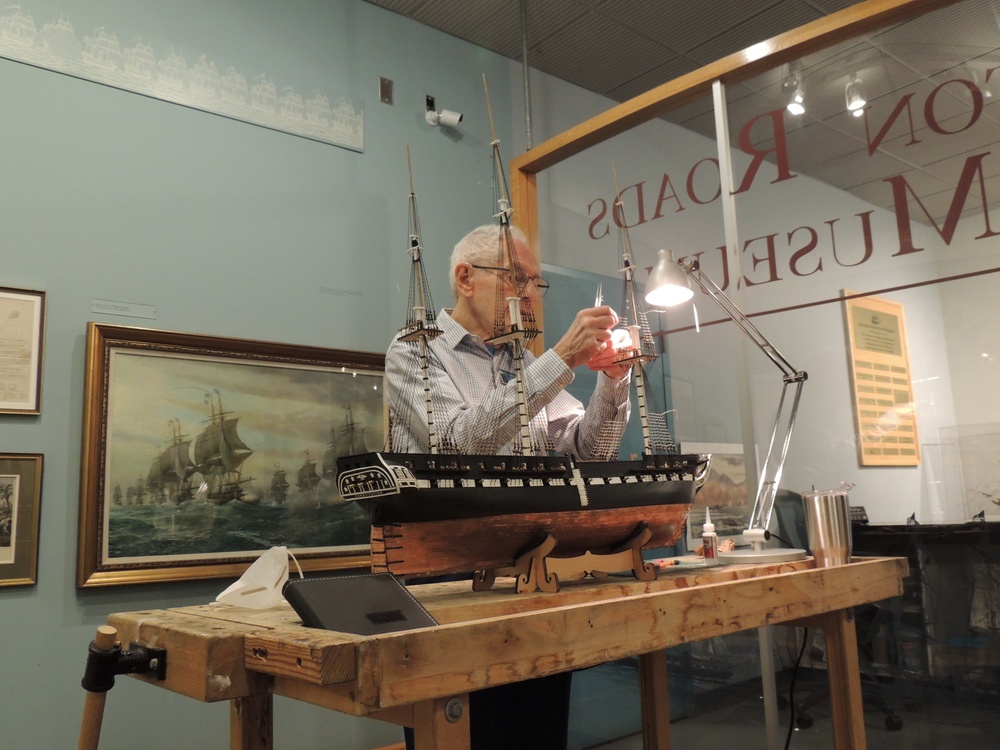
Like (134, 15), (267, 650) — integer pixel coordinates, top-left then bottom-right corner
(552, 306), (620, 370)
(586, 328), (633, 379)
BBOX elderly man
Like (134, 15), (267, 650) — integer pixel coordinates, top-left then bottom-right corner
(388, 223), (634, 750)
(387, 223), (631, 458)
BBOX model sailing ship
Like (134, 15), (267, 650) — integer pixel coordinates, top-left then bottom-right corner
(337, 106), (709, 590)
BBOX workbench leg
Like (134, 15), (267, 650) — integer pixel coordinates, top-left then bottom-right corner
(77, 691), (108, 750)
(412, 695), (470, 750)
(758, 625), (782, 750)
(230, 693), (273, 750)
(638, 650), (670, 750)
(821, 609), (866, 750)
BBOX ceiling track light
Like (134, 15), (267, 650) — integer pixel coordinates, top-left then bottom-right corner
(966, 65), (993, 100)
(846, 74), (867, 117)
(782, 62), (805, 116)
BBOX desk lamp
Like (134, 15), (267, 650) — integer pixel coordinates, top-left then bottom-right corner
(646, 249), (808, 563)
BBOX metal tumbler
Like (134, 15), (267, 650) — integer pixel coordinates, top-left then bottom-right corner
(801, 487), (852, 566)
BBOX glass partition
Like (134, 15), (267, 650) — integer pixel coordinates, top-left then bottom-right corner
(534, 102), (731, 466)
(517, 0), (1000, 528)
(720, 0), (1000, 525)
(518, 0), (1000, 741)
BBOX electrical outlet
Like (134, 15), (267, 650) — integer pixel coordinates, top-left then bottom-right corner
(379, 77), (393, 105)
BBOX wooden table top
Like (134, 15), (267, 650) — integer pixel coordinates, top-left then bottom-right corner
(108, 556), (907, 717)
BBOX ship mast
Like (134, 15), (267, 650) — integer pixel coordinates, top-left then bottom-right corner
(483, 74), (538, 456)
(610, 167), (674, 456)
(397, 146), (443, 453)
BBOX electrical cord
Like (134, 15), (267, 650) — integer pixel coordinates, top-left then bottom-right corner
(768, 530), (794, 548)
(785, 626), (809, 750)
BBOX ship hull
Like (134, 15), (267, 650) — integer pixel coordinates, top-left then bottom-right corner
(337, 451), (709, 578)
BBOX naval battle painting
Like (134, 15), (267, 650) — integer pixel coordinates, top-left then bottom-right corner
(77, 322), (383, 587)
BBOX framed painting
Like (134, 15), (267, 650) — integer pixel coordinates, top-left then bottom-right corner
(682, 442), (753, 546)
(77, 323), (384, 588)
(0, 453), (43, 587)
(0, 286), (46, 414)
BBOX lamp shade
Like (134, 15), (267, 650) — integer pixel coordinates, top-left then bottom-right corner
(644, 249), (694, 307)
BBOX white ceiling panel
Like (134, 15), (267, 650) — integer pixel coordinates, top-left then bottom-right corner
(363, 0), (1000, 225)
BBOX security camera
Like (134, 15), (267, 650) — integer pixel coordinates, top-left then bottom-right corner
(437, 109), (463, 127)
(424, 95), (463, 128)
(425, 108), (463, 128)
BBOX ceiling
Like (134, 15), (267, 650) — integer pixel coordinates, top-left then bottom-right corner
(364, 0), (1000, 226)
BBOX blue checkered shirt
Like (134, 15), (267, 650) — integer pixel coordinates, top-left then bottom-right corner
(386, 309), (631, 457)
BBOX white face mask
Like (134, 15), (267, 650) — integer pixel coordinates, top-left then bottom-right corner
(215, 546), (303, 609)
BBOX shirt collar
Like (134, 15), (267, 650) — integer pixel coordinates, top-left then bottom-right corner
(439, 309), (508, 359)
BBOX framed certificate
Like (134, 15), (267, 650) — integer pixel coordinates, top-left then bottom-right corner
(844, 293), (920, 467)
(0, 287), (46, 415)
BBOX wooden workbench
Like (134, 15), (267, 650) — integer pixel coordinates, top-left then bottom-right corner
(106, 556), (907, 750)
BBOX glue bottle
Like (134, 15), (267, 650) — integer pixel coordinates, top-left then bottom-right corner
(702, 507), (720, 566)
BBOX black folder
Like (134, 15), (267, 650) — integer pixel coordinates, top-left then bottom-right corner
(282, 573), (438, 635)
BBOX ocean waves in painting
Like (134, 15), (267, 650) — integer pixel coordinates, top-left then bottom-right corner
(107, 500), (370, 559)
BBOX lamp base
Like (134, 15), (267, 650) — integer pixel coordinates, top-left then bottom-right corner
(717, 547), (808, 564)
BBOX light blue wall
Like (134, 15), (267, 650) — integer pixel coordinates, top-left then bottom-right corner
(0, 2), (511, 748)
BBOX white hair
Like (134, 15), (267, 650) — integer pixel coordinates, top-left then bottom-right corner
(449, 224), (528, 299)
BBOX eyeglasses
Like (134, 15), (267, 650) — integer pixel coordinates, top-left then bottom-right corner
(470, 264), (550, 297)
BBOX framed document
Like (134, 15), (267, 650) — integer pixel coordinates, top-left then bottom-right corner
(0, 287), (45, 415)
(844, 292), (920, 467)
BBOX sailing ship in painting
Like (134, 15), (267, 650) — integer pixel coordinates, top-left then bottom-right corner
(105, 397), (376, 557)
(269, 466), (290, 504)
(323, 405), (369, 480)
(336, 102), (710, 580)
(146, 418), (197, 505)
(111, 396), (372, 511)
(296, 451), (321, 494)
(98, 348), (378, 556)
(194, 390), (255, 504)
(124, 477), (147, 506)
(112, 391), (254, 507)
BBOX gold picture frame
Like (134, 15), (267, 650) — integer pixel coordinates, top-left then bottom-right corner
(77, 323), (384, 588)
(0, 453), (43, 587)
(0, 286), (46, 415)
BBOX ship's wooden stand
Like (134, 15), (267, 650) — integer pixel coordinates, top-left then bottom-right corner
(472, 524), (655, 593)
(371, 504), (691, 593)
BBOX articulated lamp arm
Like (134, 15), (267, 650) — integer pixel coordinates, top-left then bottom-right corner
(681, 259), (808, 549)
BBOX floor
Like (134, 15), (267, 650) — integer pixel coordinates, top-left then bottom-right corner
(386, 666), (997, 750)
(575, 667), (1000, 750)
